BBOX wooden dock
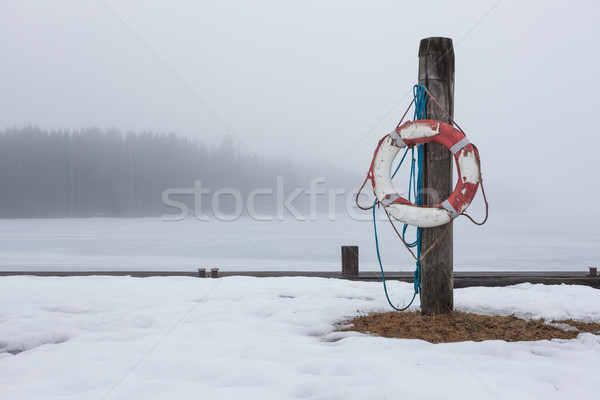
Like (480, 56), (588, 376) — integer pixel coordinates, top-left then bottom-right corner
(0, 270), (598, 289)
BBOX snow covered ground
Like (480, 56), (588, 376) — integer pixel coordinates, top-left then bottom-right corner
(1, 276), (599, 399)
(0, 212), (598, 272)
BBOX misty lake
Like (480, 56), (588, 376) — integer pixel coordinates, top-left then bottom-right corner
(0, 212), (597, 273)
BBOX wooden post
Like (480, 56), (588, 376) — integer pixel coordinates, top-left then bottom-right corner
(418, 37), (455, 315)
(211, 268), (219, 278)
(341, 246), (359, 277)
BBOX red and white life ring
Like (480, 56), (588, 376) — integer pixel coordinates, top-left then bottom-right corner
(372, 120), (480, 228)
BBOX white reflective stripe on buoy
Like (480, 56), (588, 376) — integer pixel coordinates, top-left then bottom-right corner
(449, 137), (470, 155)
(388, 130), (407, 148)
(386, 203), (452, 228)
(441, 199), (459, 218)
(380, 193), (401, 207)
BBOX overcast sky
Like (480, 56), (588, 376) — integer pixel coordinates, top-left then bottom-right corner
(1, 1), (599, 214)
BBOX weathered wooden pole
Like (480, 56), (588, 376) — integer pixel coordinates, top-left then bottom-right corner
(418, 37), (455, 315)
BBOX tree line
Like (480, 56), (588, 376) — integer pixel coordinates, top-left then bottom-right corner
(0, 126), (356, 218)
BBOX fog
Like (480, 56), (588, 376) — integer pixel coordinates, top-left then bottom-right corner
(1, 0), (599, 215)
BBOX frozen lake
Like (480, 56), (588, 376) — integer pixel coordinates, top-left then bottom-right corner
(0, 212), (598, 272)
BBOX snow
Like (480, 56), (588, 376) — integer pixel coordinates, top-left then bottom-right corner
(0, 212), (599, 272)
(0, 276), (598, 399)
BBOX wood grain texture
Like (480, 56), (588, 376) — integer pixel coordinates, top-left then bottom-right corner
(341, 245), (359, 277)
(418, 37), (455, 315)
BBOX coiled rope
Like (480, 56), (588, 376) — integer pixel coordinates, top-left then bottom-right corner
(373, 84), (427, 311)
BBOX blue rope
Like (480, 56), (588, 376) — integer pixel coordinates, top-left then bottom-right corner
(374, 84), (427, 311)
(373, 199), (417, 311)
(413, 84), (428, 121)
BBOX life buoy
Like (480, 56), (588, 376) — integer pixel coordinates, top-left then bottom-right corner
(372, 119), (480, 228)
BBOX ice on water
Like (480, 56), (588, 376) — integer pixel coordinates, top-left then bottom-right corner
(0, 212), (598, 272)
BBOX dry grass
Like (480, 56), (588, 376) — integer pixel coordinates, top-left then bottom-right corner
(341, 311), (600, 343)
(552, 319), (600, 335)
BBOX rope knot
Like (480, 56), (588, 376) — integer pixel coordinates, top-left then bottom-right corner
(413, 260), (421, 294)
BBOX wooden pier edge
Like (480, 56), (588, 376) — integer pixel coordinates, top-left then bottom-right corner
(0, 270), (598, 289)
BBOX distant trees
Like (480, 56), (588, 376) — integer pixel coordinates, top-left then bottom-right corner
(0, 126), (355, 218)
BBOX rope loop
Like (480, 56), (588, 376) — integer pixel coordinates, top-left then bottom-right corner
(413, 260), (421, 294)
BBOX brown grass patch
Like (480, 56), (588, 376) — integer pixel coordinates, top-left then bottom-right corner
(551, 319), (600, 335)
(341, 311), (600, 343)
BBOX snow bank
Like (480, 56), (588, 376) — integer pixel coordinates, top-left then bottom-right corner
(0, 276), (598, 399)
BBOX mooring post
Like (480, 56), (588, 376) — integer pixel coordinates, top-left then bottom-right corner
(211, 268), (219, 278)
(341, 246), (359, 277)
(418, 37), (455, 315)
